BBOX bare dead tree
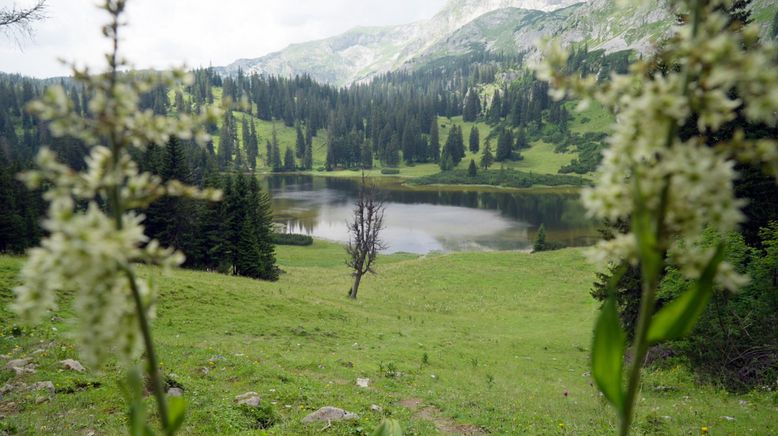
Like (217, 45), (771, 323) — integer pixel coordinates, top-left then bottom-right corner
(346, 174), (386, 299)
(0, 1), (48, 42)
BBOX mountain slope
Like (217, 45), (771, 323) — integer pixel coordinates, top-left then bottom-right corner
(221, 0), (778, 86)
(219, 0), (585, 85)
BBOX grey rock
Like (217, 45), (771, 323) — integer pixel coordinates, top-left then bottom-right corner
(302, 406), (359, 423)
(60, 359), (85, 372)
(29, 381), (55, 395)
(235, 391), (261, 407)
(1, 381), (27, 395)
(7, 359), (36, 375)
(167, 387), (184, 397)
(35, 395), (49, 404)
(6, 359), (30, 370)
(356, 378), (369, 388)
(370, 404), (383, 413)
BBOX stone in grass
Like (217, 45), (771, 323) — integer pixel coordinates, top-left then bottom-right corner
(370, 404), (383, 413)
(167, 387), (184, 397)
(235, 392), (261, 407)
(356, 378), (369, 388)
(29, 381), (55, 396)
(60, 359), (85, 372)
(302, 406), (359, 423)
(6, 358), (36, 375)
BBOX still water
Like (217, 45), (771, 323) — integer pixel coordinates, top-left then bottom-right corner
(265, 174), (598, 254)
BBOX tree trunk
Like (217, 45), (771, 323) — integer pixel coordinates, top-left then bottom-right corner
(349, 273), (362, 299)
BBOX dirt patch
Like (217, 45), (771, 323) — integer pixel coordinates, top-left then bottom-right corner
(399, 398), (486, 435)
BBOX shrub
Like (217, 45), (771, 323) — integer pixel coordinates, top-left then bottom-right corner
(381, 168), (400, 175)
(271, 233), (313, 246)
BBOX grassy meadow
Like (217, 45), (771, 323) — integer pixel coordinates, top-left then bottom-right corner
(1, 242), (775, 435)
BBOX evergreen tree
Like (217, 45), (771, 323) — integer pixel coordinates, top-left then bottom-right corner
(235, 212), (262, 278)
(515, 128), (528, 150)
(284, 147), (296, 171)
(443, 125), (465, 166)
(469, 125), (480, 154)
(487, 90), (502, 123)
(429, 118), (440, 162)
(303, 139), (313, 170)
(496, 128), (513, 161)
(480, 141), (494, 169)
(271, 126), (282, 172)
(467, 159), (477, 177)
(462, 88), (480, 122)
(295, 123), (305, 159)
(246, 117), (258, 170)
(247, 176), (278, 281)
(533, 224), (547, 252)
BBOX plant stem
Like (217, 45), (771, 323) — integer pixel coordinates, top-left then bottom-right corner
(125, 266), (171, 434)
(103, 3), (170, 433)
(618, 1), (703, 434)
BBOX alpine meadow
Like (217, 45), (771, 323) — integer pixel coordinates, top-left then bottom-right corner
(1, 0), (777, 435)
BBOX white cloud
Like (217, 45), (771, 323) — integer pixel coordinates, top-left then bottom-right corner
(0, 0), (447, 77)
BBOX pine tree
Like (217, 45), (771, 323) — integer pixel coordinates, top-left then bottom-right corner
(480, 141), (494, 169)
(284, 147), (296, 171)
(469, 125), (480, 154)
(303, 139), (313, 170)
(247, 176), (278, 281)
(235, 212), (261, 278)
(533, 224), (547, 252)
(463, 88), (480, 122)
(468, 159), (477, 177)
(496, 128), (513, 162)
(246, 117), (258, 171)
(295, 123), (305, 159)
(271, 126), (282, 172)
(429, 118), (440, 162)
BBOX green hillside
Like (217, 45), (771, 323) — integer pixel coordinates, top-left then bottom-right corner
(1, 244), (774, 434)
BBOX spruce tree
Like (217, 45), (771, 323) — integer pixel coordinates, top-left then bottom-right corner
(284, 147), (296, 171)
(235, 212), (261, 278)
(496, 128), (513, 161)
(468, 159), (477, 177)
(533, 224), (547, 252)
(480, 141), (494, 169)
(469, 125), (480, 154)
(462, 88), (480, 122)
(303, 139), (313, 170)
(295, 123), (305, 159)
(247, 176), (278, 280)
(429, 118), (440, 162)
(271, 126), (282, 172)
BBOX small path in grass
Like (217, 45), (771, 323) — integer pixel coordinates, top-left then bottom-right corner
(399, 398), (486, 435)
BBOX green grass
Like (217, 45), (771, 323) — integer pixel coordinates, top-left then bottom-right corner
(1, 243), (775, 435)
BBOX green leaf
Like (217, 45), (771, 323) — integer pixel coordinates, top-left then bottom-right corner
(370, 418), (403, 436)
(167, 396), (187, 434)
(591, 296), (626, 411)
(647, 244), (724, 344)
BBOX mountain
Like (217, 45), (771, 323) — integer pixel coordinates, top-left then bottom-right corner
(219, 0), (585, 85)
(220, 0), (778, 86)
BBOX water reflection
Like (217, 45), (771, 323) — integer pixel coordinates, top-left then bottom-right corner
(265, 174), (598, 254)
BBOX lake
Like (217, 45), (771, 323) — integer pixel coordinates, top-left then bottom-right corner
(265, 174), (598, 254)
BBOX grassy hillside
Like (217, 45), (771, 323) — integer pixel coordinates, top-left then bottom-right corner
(1, 244), (774, 434)
(207, 82), (603, 180)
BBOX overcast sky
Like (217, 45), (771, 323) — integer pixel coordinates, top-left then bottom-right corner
(0, 0), (448, 78)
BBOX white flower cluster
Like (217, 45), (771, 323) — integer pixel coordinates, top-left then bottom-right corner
(535, 0), (778, 291)
(13, 40), (222, 367)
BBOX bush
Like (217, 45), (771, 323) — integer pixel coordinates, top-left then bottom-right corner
(662, 225), (778, 391)
(271, 233), (313, 246)
(381, 168), (400, 175)
(238, 403), (278, 429)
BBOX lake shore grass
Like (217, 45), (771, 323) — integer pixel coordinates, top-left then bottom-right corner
(1, 242), (774, 435)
